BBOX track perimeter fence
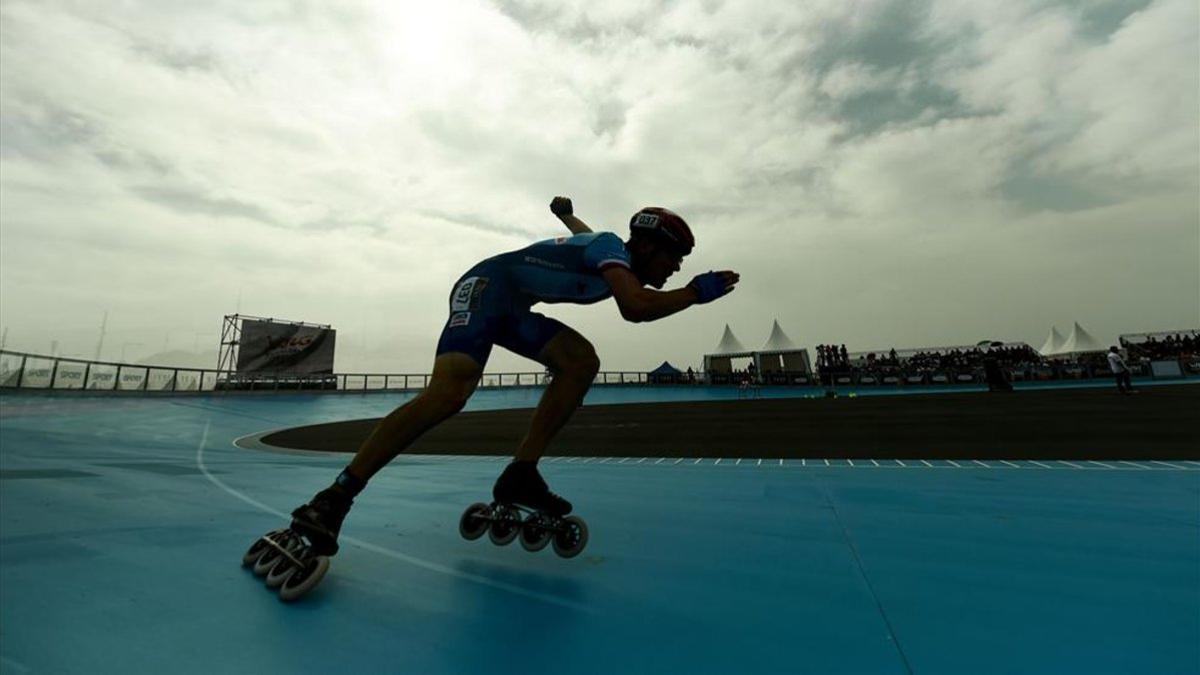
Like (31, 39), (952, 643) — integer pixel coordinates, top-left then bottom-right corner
(1, 349), (1194, 396)
(0, 349), (649, 394)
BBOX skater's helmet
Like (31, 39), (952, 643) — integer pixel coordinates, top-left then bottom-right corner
(629, 207), (694, 258)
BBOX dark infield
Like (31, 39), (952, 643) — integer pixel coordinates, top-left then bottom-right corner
(260, 383), (1199, 460)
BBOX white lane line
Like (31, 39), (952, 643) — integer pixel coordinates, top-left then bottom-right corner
(574, 458), (1198, 471)
(1151, 460), (1187, 469)
(198, 423), (592, 613)
(559, 454), (1200, 470)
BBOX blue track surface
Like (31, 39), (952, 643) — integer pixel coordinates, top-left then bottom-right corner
(1, 389), (1198, 674)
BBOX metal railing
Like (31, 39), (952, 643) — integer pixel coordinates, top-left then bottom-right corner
(0, 349), (650, 394)
(2, 348), (1193, 396)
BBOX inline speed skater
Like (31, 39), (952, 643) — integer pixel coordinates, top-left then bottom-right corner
(244, 196), (739, 597)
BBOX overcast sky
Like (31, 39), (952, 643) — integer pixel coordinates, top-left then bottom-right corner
(1, 0), (1197, 372)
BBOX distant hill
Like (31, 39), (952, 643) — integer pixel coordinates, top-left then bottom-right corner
(134, 350), (220, 370)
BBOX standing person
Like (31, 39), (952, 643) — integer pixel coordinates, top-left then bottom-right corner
(1107, 346), (1135, 394)
(288, 197), (739, 556)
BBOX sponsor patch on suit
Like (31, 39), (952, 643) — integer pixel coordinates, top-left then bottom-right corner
(451, 276), (489, 312)
(448, 311), (471, 328)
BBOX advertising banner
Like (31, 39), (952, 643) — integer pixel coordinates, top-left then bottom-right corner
(236, 320), (336, 374)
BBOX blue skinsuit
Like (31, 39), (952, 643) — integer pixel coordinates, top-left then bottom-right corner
(435, 232), (632, 366)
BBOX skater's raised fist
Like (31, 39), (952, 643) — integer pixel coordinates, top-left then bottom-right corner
(550, 196), (573, 218)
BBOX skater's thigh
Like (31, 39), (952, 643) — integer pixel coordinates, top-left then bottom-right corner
(531, 324), (599, 373)
(495, 311), (570, 368)
(426, 352), (484, 403)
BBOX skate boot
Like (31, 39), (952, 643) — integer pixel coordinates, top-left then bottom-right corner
(289, 487), (353, 556)
(459, 462), (588, 557)
(493, 461), (572, 516)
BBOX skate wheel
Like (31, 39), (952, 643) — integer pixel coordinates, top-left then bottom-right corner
(265, 557), (299, 588)
(242, 529), (286, 567)
(253, 545), (285, 576)
(459, 502), (491, 541)
(253, 530), (301, 576)
(264, 538), (306, 588)
(519, 513), (552, 552)
(551, 516), (588, 558)
(487, 505), (520, 546)
(279, 556), (330, 602)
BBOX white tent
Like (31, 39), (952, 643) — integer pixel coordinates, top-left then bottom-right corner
(1058, 321), (1104, 354)
(762, 319), (796, 351)
(714, 324), (747, 354)
(703, 321), (812, 380)
(1039, 326), (1065, 355)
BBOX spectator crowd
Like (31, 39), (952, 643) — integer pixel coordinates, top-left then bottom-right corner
(1121, 333), (1198, 361)
(688, 331), (1198, 387)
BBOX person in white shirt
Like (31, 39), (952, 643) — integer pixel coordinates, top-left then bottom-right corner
(1107, 346), (1135, 394)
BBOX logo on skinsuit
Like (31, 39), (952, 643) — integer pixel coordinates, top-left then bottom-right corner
(449, 312), (471, 328)
(452, 277), (489, 311)
(469, 277), (489, 310)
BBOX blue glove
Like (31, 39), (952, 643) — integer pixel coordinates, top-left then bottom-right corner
(688, 271), (730, 304)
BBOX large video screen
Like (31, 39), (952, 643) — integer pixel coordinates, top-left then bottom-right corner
(236, 320), (336, 374)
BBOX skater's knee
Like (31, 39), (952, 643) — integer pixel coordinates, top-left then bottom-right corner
(423, 379), (475, 416)
(552, 342), (600, 380)
(539, 328), (600, 381)
(553, 351), (599, 381)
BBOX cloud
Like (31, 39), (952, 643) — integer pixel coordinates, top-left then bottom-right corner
(1, 0), (1195, 370)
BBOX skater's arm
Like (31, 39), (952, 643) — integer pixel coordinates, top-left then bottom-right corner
(603, 267), (737, 323)
(550, 196), (593, 234)
(604, 268), (694, 322)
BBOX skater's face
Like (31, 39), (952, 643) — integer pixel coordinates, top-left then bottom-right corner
(628, 236), (685, 289)
(642, 245), (683, 289)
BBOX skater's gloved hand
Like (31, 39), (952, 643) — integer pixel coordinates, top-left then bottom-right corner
(688, 270), (739, 304)
(549, 196), (573, 218)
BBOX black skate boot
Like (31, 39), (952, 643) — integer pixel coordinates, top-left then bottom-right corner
(290, 487), (352, 556)
(493, 461), (572, 517)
